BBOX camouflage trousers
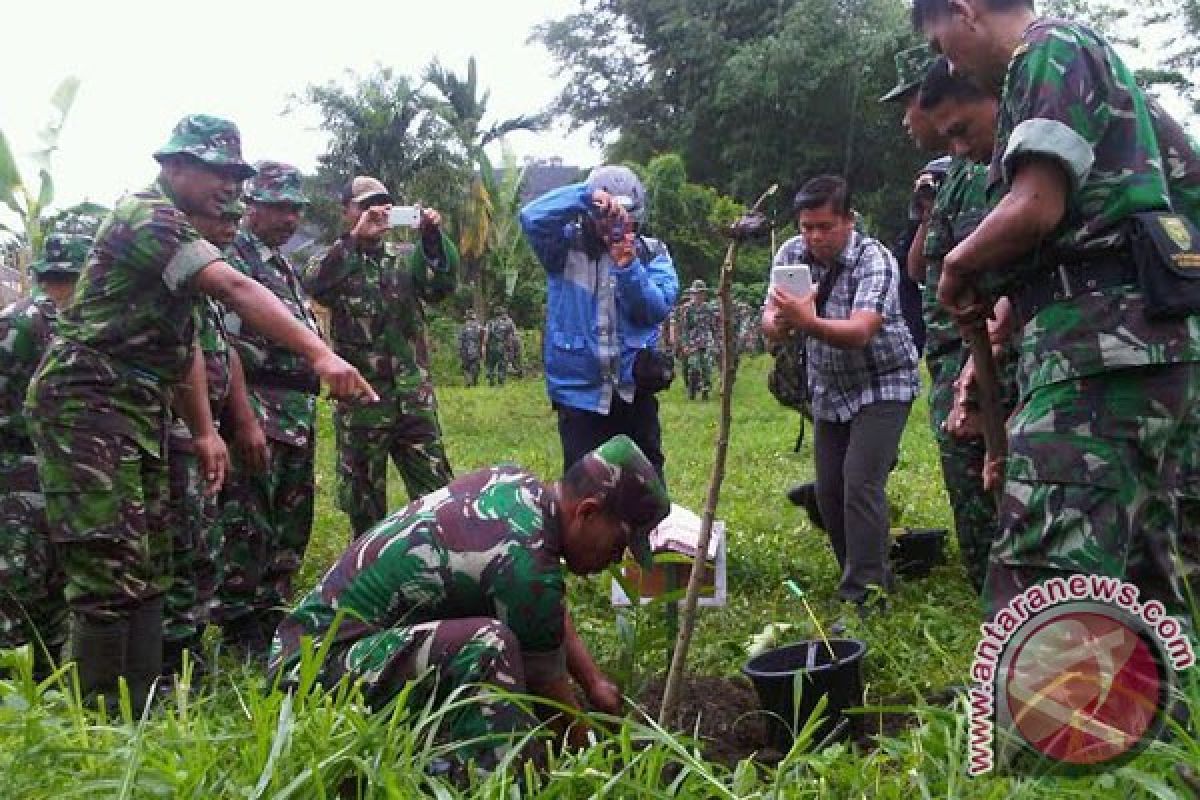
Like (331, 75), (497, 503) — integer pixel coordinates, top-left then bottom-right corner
(30, 423), (170, 621)
(0, 453), (66, 653)
(927, 349), (999, 594)
(684, 349), (714, 398)
(163, 444), (220, 644)
(486, 352), (508, 386)
(216, 438), (314, 622)
(322, 617), (533, 769)
(335, 410), (454, 538)
(987, 363), (1200, 618)
(461, 356), (481, 387)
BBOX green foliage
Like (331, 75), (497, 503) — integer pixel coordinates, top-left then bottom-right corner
(0, 76), (80, 289)
(533, 0), (926, 239)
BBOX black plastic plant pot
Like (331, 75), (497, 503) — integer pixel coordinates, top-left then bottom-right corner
(890, 527), (948, 578)
(741, 638), (867, 752)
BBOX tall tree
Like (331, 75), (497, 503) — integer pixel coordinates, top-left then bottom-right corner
(300, 67), (463, 216)
(0, 76), (80, 291)
(425, 56), (547, 313)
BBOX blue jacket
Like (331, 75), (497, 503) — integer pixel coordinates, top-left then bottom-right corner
(520, 183), (679, 414)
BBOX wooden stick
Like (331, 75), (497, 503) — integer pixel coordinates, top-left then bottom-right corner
(659, 184), (777, 726)
(963, 320), (1006, 501)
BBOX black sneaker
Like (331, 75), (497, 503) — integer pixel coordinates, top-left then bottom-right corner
(786, 481), (825, 530)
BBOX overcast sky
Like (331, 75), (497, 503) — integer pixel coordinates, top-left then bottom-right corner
(0, 0), (603, 219)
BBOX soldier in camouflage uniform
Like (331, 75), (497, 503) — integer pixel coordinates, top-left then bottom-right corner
(26, 116), (372, 705)
(916, 0), (1200, 616)
(678, 280), (718, 400)
(458, 309), (483, 387)
(268, 435), (670, 769)
(303, 175), (459, 539)
(163, 199), (268, 669)
(0, 235), (85, 665)
(483, 306), (517, 386)
(218, 161), (322, 653)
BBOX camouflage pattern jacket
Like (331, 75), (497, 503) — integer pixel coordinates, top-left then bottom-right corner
(226, 230), (319, 448)
(269, 465), (567, 683)
(484, 314), (517, 359)
(27, 179), (222, 457)
(680, 301), (718, 353)
(0, 292), (57, 452)
(168, 298), (232, 450)
(458, 319), (483, 361)
(990, 19), (1200, 397)
(302, 233), (458, 424)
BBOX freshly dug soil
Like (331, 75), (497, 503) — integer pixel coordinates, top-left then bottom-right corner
(636, 675), (925, 767)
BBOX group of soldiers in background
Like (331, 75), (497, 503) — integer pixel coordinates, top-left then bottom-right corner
(663, 279), (764, 400)
(0, 115), (459, 704)
(457, 307), (521, 387)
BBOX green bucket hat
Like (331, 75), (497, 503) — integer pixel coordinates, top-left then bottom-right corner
(153, 114), (256, 179)
(245, 160), (308, 205)
(880, 45), (935, 103)
(31, 233), (91, 277)
(569, 435), (671, 568)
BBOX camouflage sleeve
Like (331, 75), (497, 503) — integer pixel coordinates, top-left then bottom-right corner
(1000, 26), (1104, 192)
(149, 206), (222, 293)
(301, 237), (360, 306)
(0, 306), (38, 428)
(412, 230), (459, 303)
(850, 242), (897, 316)
(489, 547), (566, 656)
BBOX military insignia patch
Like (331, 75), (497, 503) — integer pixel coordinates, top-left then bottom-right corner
(1159, 215), (1193, 252)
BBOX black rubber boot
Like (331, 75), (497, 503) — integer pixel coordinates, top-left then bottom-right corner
(68, 611), (128, 709)
(125, 596), (164, 712)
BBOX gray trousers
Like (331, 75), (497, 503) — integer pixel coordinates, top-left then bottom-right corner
(813, 400), (911, 604)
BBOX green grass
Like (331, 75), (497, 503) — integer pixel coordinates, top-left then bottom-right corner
(2, 351), (1197, 797)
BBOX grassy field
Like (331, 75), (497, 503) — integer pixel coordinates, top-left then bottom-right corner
(1, 353), (1196, 797)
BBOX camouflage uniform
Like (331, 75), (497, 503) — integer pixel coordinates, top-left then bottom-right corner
(219, 164), (321, 628)
(163, 296), (231, 646)
(458, 312), (483, 386)
(303, 195), (459, 538)
(26, 114), (253, 701)
(484, 309), (517, 386)
(679, 281), (718, 400)
(268, 435), (669, 769)
(921, 159), (1013, 592)
(0, 236), (88, 655)
(982, 20), (1200, 617)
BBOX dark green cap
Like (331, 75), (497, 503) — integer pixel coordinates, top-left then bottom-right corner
(570, 435), (671, 568)
(245, 160), (307, 205)
(880, 45), (935, 103)
(153, 114), (256, 179)
(32, 234), (90, 277)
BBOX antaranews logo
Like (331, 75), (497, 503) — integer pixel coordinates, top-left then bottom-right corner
(967, 574), (1195, 775)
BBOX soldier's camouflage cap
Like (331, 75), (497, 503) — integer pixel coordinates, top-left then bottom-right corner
(687, 279), (708, 294)
(465, 309), (477, 318)
(880, 45), (935, 103)
(31, 233), (91, 277)
(153, 114), (257, 179)
(245, 160), (308, 205)
(569, 435), (670, 568)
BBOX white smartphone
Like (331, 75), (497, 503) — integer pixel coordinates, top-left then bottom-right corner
(388, 205), (421, 228)
(770, 263), (813, 296)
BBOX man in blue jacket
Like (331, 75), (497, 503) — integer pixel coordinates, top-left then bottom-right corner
(520, 165), (679, 480)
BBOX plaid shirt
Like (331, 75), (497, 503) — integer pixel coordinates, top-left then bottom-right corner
(774, 232), (919, 422)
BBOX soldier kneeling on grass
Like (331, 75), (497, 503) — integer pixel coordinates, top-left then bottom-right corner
(267, 435), (670, 770)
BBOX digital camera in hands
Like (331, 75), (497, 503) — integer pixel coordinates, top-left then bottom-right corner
(388, 205), (421, 228)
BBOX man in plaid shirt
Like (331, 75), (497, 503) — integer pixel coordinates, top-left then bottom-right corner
(765, 175), (919, 612)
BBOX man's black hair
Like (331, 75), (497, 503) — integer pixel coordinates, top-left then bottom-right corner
(917, 57), (991, 110)
(911, 0), (1034, 32)
(792, 175), (852, 217)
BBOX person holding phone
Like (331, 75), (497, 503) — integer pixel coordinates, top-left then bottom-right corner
(764, 175), (919, 618)
(302, 175), (459, 539)
(519, 165), (679, 480)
